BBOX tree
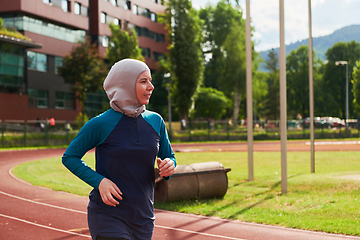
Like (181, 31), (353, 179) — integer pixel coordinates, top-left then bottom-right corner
(352, 61), (360, 117)
(106, 23), (144, 66)
(164, 0), (204, 120)
(58, 38), (108, 122)
(192, 87), (230, 120)
(222, 18), (246, 122)
(322, 41), (360, 119)
(200, 1), (243, 91)
(263, 49), (280, 120)
(200, 1), (249, 122)
(286, 45), (310, 119)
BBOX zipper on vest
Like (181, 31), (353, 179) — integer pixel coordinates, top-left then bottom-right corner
(133, 117), (139, 142)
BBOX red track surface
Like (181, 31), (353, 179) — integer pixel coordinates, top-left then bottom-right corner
(1, 141), (360, 240)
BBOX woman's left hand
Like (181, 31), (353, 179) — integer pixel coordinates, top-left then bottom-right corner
(157, 158), (175, 177)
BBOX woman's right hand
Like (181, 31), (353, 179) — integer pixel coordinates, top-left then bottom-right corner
(98, 178), (123, 207)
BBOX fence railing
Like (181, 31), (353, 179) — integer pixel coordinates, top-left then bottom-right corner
(0, 119), (80, 148)
(1, 119), (359, 148)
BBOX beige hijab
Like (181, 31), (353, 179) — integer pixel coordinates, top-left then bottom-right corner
(103, 59), (150, 117)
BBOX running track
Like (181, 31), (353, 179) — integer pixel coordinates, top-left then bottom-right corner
(1, 141), (360, 240)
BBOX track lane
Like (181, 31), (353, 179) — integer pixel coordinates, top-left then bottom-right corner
(1, 143), (360, 240)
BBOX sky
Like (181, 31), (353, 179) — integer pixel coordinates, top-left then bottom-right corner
(191, 0), (360, 52)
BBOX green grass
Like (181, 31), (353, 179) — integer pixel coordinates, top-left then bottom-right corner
(12, 151), (360, 236)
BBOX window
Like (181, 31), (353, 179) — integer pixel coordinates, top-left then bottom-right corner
(80, 5), (88, 16)
(132, 5), (138, 15)
(0, 42), (25, 87)
(99, 35), (109, 47)
(141, 48), (151, 58)
(27, 51), (47, 72)
(43, 0), (69, 12)
(125, 0), (131, 10)
(28, 89), (48, 108)
(55, 91), (74, 109)
(151, 12), (157, 22)
(74, 2), (81, 14)
(2, 15), (86, 43)
(54, 56), (63, 74)
(61, 0), (70, 12)
(110, 0), (118, 6)
(84, 91), (108, 118)
(113, 18), (121, 25)
(100, 12), (107, 23)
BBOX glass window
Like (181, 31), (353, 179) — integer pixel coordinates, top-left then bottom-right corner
(125, 0), (131, 10)
(110, 0), (118, 6)
(133, 5), (138, 15)
(113, 18), (121, 25)
(62, 0), (70, 12)
(28, 89), (48, 108)
(27, 51), (47, 72)
(151, 13), (157, 22)
(100, 12), (106, 23)
(4, 15), (86, 43)
(54, 56), (63, 74)
(141, 48), (151, 58)
(80, 5), (88, 16)
(27, 51), (36, 69)
(74, 2), (81, 14)
(56, 91), (74, 109)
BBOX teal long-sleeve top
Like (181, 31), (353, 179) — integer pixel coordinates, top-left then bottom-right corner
(62, 108), (176, 239)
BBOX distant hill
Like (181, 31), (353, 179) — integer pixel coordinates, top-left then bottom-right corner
(258, 24), (360, 72)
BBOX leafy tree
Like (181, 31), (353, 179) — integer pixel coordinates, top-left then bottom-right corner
(222, 18), (246, 122)
(58, 38), (108, 122)
(352, 61), (360, 116)
(164, 0), (204, 120)
(263, 49), (280, 120)
(192, 87), (230, 120)
(286, 45), (324, 119)
(200, 1), (251, 122)
(286, 45), (315, 119)
(106, 23), (144, 66)
(200, 1), (243, 91)
(322, 41), (360, 119)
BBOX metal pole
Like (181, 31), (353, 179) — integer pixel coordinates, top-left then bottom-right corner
(308, 0), (315, 173)
(167, 87), (172, 139)
(346, 64), (349, 130)
(246, 0), (253, 181)
(279, 0), (287, 194)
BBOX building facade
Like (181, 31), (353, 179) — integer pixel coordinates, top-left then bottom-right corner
(0, 0), (167, 121)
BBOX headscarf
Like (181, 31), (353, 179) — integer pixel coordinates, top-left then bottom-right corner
(103, 59), (150, 117)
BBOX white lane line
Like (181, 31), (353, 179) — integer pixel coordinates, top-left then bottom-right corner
(305, 141), (360, 145)
(155, 225), (246, 240)
(0, 190), (86, 214)
(1, 191), (241, 239)
(0, 213), (91, 238)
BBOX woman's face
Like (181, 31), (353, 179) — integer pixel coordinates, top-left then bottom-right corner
(136, 70), (154, 105)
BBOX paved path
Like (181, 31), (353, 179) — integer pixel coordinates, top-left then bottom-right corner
(1, 141), (360, 240)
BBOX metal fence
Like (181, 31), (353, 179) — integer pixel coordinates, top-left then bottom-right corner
(168, 119), (360, 142)
(1, 119), (359, 148)
(0, 119), (80, 148)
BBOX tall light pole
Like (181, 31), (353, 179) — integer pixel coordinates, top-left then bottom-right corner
(335, 61), (349, 129)
(245, 0), (253, 181)
(164, 73), (172, 138)
(308, 0), (315, 173)
(279, 0), (287, 194)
